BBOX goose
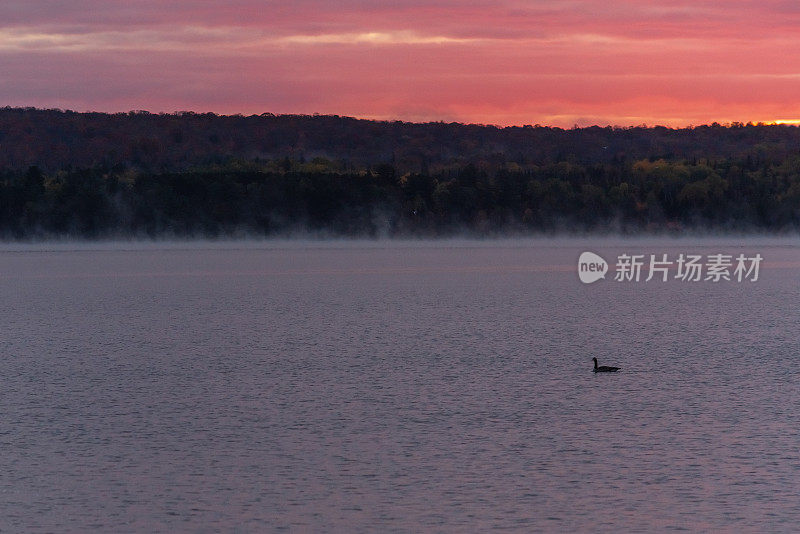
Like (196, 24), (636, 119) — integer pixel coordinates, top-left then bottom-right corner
(593, 357), (620, 373)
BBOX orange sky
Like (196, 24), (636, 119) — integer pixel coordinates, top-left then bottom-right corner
(3, 1), (800, 127)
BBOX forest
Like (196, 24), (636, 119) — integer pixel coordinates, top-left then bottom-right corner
(1, 106), (800, 237)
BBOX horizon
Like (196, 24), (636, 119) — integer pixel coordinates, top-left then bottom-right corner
(4, 105), (800, 131)
(4, 2), (800, 128)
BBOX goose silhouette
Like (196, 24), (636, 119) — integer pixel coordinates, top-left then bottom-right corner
(592, 357), (620, 373)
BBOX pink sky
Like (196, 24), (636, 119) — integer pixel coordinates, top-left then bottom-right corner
(3, 1), (800, 127)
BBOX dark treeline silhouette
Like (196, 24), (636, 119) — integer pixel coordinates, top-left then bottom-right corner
(1, 107), (800, 237)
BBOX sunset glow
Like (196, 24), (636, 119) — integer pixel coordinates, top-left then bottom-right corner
(4, 1), (800, 127)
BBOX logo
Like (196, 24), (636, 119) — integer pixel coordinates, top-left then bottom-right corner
(578, 251), (608, 284)
(578, 251), (763, 284)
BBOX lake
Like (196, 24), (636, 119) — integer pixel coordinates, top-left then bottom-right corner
(1, 238), (799, 532)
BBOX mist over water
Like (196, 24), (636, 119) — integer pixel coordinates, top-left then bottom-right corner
(1, 238), (799, 532)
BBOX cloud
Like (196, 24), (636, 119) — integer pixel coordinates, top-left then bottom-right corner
(0, 25), (255, 53)
(279, 31), (480, 45)
(3, 1), (800, 126)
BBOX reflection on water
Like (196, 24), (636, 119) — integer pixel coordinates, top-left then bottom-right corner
(0, 239), (798, 532)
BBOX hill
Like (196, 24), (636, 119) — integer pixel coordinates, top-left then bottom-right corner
(1, 107), (799, 237)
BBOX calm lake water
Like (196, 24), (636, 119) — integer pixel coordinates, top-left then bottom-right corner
(1, 238), (799, 532)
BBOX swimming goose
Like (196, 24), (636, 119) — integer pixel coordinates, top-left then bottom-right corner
(593, 357), (620, 373)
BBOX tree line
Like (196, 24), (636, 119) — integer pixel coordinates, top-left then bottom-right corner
(1, 156), (799, 238)
(1, 107), (800, 237)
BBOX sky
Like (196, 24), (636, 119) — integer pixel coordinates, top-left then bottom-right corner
(3, 1), (800, 127)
